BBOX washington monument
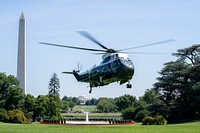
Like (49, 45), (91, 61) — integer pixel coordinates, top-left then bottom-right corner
(17, 12), (26, 94)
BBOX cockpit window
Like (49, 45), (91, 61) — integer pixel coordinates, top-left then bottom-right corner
(102, 56), (110, 63)
(120, 58), (133, 67)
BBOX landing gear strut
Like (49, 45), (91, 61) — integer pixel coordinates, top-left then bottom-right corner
(89, 88), (92, 94)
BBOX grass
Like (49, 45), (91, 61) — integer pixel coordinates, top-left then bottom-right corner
(73, 105), (97, 112)
(62, 105), (121, 118)
(0, 121), (200, 133)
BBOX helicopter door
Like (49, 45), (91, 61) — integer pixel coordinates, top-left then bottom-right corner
(110, 60), (119, 73)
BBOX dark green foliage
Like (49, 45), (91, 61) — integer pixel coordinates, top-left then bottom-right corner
(61, 100), (69, 112)
(121, 107), (137, 120)
(153, 44), (200, 122)
(85, 98), (98, 106)
(69, 102), (76, 111)
(0, 73), (30, 123)
(48, 73), (60, 100)
(0, 108), (8, 122)
(33, 95), (48, 120)
(62, 96), (80, 111)
(115, 95), (138, 111)
(43, 116), (64, 123)
(25, 94), (36, 112)
(172, 44), (200, 65)
(97, 98), (116, 113)
(90, 98), (98, 105)
(0, 73), (61, 123)
(5, 87), (25, 110)
(6, 109), (30, 124)
(46, 97), (61, 117)
(85, 100), (92, 105)
(121, 106), (149, 121)
(33, 95), (61, 121)
(0, 73), (25, 110)
(24, 94), (35, 120)
(154, 62), (200, 121)
(135, 109), (150, 121)
(142, 115), (167, 125)
(72, 97), (79, 105)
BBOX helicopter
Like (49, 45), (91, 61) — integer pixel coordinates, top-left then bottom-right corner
(40, 31), (174, 93)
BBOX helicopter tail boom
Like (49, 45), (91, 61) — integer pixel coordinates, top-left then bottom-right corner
(62, 70), (81, 81)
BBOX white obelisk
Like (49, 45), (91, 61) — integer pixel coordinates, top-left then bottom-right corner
(17, 12), (26, 94)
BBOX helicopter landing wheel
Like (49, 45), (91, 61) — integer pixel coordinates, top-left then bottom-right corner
(89, 88), (92, 94)
(126, 84), (132, 89)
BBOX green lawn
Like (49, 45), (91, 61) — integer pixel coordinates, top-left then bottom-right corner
(0, 121), (200, 133)
(73, 105), (97, 112)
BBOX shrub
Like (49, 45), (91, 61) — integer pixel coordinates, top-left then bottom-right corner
(142, 115), (167, 125)
(43, 116), (64, 123)
(0, 108), (8, 122)
(135, 110), (150, 122)
(6, 109), (31, 124)
(121, 107), (137, 120)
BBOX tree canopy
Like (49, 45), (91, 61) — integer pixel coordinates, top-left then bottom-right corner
(48, 73), (60, 100)
(0, 73), (24, 110)
(115, 94), (138, 111)
(153, 44), (200, 122)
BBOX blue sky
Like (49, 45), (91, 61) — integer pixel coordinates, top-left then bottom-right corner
(0, 0), (200, 99)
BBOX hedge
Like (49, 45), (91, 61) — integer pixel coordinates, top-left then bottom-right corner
(142, 115), (167, 125)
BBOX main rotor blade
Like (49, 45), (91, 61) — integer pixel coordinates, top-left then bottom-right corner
(118, 39), (175, 51)
(122, 52), (168, 54)
(78, 31), (110, 51)
(39, 42), (106, 52)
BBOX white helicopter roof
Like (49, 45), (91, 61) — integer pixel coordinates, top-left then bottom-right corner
(102, 53), (129, 60)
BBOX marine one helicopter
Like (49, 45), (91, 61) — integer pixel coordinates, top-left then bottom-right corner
(40, 31), (174, 93)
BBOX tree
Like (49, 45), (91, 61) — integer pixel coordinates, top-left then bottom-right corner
(85, 98), (98, 105)
(72, 97), (79, 105)
(139, 88), (167, 117)
(96, 98), (116, 113)
(25, 94), (36, 113)
(140, 89), (160, 104)
(33, 95), (61, 121)
(4, 87), (25, 110)
(0, 73), (24, 110)
(90, 98), (98, 105)
(61, 100), (69, 112)
(173, 44), (200, 65)
(69, 102), (76, 111)
(62, 96), (69, 101)
(46, 97), (61, 117)
(0, 108), (8, 122)
(48, 73), (60, 100)
(33, 95), (49, 120)
(115, 95), (138, 111)
(153, 44), (200, 122)
(85, 100), (92, 105)
(121, 107), (137, 120)
(24, 94), (36, 120)
(135, 109), (150, 121)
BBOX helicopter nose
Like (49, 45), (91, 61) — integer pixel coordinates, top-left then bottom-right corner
(129, 65), (135, 77)
(123, 64), (134, 78)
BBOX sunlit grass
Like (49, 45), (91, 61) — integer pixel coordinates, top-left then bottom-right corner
(0, 121), (200, 133)
(73, 105), (97, 112)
